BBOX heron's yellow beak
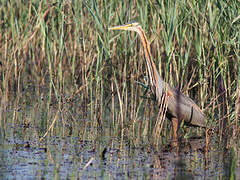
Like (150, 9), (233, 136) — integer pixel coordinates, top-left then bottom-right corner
(109, 24), (131, 31)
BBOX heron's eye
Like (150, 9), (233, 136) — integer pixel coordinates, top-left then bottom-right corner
(132, 22), (138, 26)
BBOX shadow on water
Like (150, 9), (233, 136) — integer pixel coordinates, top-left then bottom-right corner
(0, 91), (239, 179)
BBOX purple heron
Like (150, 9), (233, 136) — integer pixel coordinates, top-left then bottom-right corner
(109, 22), (206, 139)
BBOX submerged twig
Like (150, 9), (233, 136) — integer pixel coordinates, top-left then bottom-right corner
(83, 157), (95, 170)
(39, 111), (59, 142)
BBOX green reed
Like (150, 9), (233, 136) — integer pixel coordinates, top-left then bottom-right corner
(0, 0), (239, 142)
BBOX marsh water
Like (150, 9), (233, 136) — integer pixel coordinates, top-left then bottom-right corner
(0, 91), (239, 180)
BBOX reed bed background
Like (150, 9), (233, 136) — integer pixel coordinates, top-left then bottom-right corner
(0, 0), (239, 143)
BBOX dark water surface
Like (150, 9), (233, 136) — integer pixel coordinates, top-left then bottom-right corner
(1, 126), (239, 179)
(0, 94), (239, 179)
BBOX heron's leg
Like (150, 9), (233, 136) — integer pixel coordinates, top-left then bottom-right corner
(171, 117), (179, 140)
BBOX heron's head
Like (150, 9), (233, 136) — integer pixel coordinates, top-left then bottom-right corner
(109, 22), (141, 32)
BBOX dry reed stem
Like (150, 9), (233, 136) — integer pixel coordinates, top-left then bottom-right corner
(153, 92), (168, 145)
(114, 76), (124, 128)
(205, 128), (211, 170)
(233, 85), (240, 137)
(40, 111), (59, 142)
(22, 3), (54, 51)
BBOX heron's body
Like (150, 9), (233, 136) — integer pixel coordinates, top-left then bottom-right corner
(109, 22), (206, 139)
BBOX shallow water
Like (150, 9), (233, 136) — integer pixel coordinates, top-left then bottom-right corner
(0, 94), (239, 179)
(1, 126), (239, 179)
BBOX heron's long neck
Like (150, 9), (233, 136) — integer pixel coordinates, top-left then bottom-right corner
(136, 27), (165, 96)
